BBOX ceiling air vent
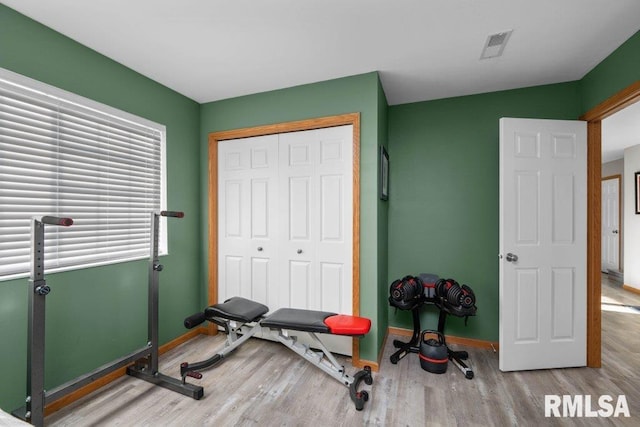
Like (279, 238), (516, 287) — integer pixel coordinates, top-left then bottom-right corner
(480, 30), (513, 59)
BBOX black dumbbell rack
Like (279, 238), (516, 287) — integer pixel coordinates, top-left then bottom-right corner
(389, 295), (476, 379)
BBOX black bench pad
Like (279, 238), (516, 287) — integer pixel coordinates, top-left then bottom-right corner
(261, 308), (337, 333)
(205, 297), (269, 323)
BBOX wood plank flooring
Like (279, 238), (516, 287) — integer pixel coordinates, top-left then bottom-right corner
(46, 275), (639, 426)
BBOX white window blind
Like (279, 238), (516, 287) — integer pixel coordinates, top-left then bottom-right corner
(0, 68), (167, 281)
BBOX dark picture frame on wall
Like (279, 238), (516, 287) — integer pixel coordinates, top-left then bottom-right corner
(636, 172), (640, 214)
(380, 146), (389, 201)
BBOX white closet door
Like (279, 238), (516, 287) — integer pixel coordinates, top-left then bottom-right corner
(278, 125), (353, 355)
(217, 125), (354, 355)
(217, 134), (279, 309)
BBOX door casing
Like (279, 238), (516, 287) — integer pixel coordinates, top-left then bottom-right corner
(582, 81), (640, 367)
(208, 113), (362, 361)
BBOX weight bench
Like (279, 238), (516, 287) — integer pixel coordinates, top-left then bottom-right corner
(181, 297), (374, 410)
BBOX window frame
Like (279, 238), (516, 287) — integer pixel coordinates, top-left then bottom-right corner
(0, 67), (168, 281)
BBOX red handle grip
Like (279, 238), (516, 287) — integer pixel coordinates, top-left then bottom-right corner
(41, 216), (74, 226)
(186, 371), (203, 380)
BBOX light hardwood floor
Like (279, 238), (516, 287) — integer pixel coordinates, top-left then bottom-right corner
(46, 276), (639, 426)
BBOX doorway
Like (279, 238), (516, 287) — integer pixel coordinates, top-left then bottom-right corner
(582, 81), (640, 367)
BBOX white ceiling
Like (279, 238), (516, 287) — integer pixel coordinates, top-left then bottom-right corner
(3, 0), (640, 160)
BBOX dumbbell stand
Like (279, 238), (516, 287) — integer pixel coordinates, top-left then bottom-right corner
(436, 307), (474, 379)
(389, 305), (422, 364)
(389, 297), (475, 379)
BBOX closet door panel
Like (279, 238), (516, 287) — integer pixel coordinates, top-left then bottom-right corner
(316, 126), (353, 316)
(218, 135), (278, 307)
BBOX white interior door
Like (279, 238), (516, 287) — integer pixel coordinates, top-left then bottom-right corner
(499, 118), (587, 371)
(601, 177), (620, 272)
(217, 125), (354, 355)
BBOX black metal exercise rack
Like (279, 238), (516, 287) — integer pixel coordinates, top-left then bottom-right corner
(13, 212), (202, 427)
(389, 293), (477, 379)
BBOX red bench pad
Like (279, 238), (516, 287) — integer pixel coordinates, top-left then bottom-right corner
(324, 314), (371, 336)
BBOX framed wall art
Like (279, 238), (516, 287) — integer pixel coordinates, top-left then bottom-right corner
(380, 146), (389, 201)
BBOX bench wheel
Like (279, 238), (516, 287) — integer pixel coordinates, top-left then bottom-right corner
(350, 367), (373, 411)
(364, 366), (373, 385)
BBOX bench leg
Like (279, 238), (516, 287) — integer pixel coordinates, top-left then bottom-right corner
(180, 320), (261, 380)
(272, 330), (373, 410)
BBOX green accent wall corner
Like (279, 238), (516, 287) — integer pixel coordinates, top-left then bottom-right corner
(580, 30), (640, 114)
(387, 82), (583, 340)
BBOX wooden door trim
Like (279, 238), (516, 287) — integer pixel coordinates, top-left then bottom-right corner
(582, 82), (640, 121)
(207, 113), (362, 360)
(581, 80), (640, 367)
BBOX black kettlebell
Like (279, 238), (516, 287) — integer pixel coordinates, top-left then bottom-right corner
(419, 330), (448, 374)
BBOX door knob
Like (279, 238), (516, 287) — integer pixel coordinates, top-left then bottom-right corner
(257, 247), (263, 251)
(297, 249), (303, 254)
(506, 253), (518, 262)
(612, 230), (619, 234)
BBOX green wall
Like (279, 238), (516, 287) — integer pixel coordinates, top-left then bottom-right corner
(387, 82), (583, 340)
(580, 30), (640, 114)
(1, 1), (639, 416)
(385, 29), (640, 340)
(0, 5), (202, 411)
(376, 78), (390, 348)
(199, 72), (386, 362)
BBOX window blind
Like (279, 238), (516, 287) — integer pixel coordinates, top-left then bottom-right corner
(0, 69), (166, 281)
